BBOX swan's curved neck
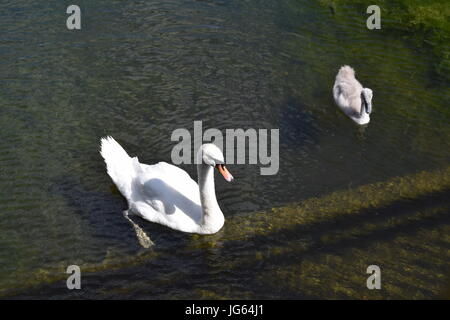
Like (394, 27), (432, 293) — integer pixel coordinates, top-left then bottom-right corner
(197, 164), (224, 233)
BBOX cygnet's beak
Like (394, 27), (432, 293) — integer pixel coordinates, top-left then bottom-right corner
(216, 164), (234, 182)
(366, 101), (372, 114)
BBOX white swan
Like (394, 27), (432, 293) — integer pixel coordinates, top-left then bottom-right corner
(333, 65), (373, 125)
(100, 137), (233, 235)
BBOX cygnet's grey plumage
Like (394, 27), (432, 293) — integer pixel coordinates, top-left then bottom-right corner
(333, 65), (373, 125)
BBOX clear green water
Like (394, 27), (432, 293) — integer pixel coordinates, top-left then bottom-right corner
(0, 0), (449, 299)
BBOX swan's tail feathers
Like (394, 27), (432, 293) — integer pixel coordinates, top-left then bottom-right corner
(337, 65), (355, 78)
(100, 136), (135, 200)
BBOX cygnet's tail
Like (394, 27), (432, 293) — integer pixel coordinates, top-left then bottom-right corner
(100, 136), (135, 199)
(337, 65), (355, 79)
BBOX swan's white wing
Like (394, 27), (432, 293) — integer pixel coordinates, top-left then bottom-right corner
(130, 161), (203, 232)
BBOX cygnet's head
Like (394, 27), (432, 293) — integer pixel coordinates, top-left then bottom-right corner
(361, 88), (373, 114)
(197, 144), (234, 182)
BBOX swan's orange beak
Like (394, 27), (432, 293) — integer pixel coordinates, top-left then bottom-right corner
(216, 164), (234, 182)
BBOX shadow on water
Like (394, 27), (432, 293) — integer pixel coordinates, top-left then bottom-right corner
(48, 175), (140, 255)
(229, 189), (450, 261)
(11, 188), (449, 299)
(5, 171), (450, 298)
(210, 190), (450, 299)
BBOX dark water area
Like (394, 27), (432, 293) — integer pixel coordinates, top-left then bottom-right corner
(0, 0), (449, 299)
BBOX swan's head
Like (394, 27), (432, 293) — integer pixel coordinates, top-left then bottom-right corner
(198, 144), (234, 182)
(361, 88), (373, 114)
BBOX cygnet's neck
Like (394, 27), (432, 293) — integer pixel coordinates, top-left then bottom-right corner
(197, 163), (224, 234)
